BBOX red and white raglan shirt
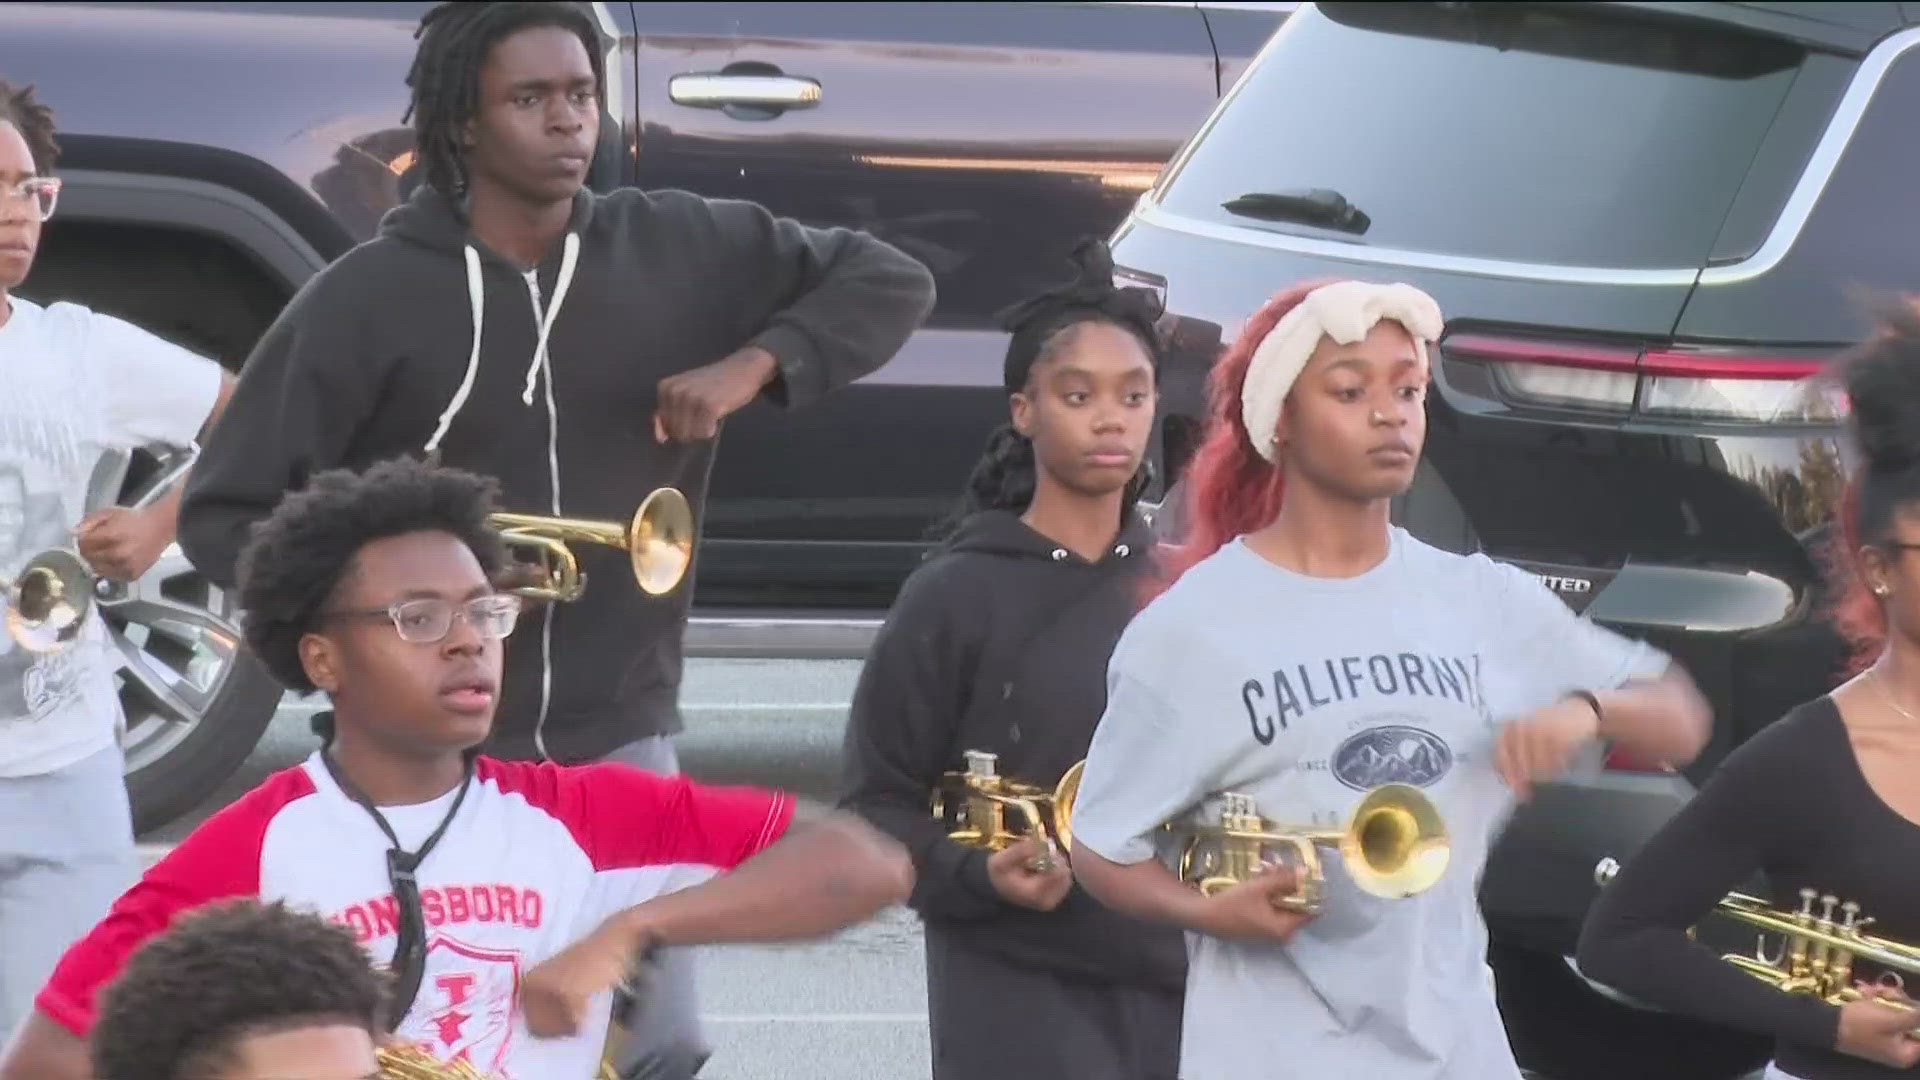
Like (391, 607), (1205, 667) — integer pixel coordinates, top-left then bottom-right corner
(37, 753), (794, 1078)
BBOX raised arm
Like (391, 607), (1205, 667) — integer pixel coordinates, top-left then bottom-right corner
(519, 799), (909, 1038)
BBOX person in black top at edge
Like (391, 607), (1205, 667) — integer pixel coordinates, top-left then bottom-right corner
(175, 3), (934, 1078)
(838, 239), (1186, 1080)
(1577, 296), (1920, 1079)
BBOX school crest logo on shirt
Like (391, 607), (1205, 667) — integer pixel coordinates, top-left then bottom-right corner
(395, 934), (523, 1075)
(1331, 725), (1453, 790)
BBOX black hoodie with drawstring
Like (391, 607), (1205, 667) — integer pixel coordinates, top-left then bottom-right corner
(839, 508), (1189, 991)
(179, 184), (935, 762)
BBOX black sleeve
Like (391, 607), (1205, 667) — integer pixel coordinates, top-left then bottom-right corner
(689, 193), (936, 409)
(178, 273), (388, 588)
(836, 567), (1005, 922)
(1575, 715), (1841, 1052)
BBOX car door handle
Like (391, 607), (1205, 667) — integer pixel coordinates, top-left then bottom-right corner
(669, 73), (821, 110)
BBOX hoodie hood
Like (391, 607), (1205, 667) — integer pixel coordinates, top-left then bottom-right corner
(938, 507), (1158, 564)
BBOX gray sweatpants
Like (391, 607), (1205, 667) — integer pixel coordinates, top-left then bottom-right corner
(598, 734), (710, 1080)
(0, 745), (137, 1046)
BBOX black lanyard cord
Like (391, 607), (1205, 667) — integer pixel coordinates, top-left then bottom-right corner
(320, 745), (474, 1032)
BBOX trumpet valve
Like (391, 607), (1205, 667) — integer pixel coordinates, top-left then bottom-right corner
(964, 750), (1000, 780)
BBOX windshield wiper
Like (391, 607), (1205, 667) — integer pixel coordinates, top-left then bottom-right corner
(1222, 188), (1371, 235)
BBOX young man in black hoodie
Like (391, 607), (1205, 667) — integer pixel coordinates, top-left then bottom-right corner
(838, 242), (1186, 1080)
(176, 4), (933, 1075)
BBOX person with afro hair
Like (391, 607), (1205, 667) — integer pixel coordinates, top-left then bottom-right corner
(1, 456), (912, 1080)
(89, 899), (386, 1080)
(0, 76), (234, 1050)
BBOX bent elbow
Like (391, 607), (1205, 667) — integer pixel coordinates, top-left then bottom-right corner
(823, 812), (916, 908)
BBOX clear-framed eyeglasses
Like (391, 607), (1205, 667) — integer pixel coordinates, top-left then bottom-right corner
(0, 177), (61, 223)
(321, 594), (522, 644)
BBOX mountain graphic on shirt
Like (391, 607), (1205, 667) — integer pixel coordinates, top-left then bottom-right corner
(1330, 724), (1454, 790)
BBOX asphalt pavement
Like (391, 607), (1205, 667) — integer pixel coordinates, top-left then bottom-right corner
(138, 658), (933, 1080)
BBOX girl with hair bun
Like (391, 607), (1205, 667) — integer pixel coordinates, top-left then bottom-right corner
(1065, 279), (1711, 1079)
(1580, 297), (1920, 1079)
(838, 239), (1186, 1080)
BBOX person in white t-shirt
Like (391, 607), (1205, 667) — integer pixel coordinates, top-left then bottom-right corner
(0, 78), (235, 1048)
(0, 456), (912, 1080)
(1064, 279), (1715, 1080)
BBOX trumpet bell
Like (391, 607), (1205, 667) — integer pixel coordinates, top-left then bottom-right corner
(490, 486), (694, 603)
(629, 486), (694, 597)
(1052, 758), (1083, 855)
(1341, 783), (1451, 900)
(5, 549), (93, 654)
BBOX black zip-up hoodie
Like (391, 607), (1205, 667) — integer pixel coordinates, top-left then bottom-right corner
(179, 185), (934, 761)
(839, 509), (1188, 991)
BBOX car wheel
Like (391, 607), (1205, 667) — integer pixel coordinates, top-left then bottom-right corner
(1491, 942), (1770, 1080)
(103, 541), (281, 836)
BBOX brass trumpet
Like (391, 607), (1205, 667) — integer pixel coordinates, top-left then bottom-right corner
(933, 750), (1082, 861)
(1166, 784), (1451, 913)
(0, 548), (93, 654)
(491, 486), (694, 603)
(377, 1037), (620, 1079)
(376, 1045), (490, 1079)
(1594, 857), (1920, 1016)
(0, 443), (204, 654)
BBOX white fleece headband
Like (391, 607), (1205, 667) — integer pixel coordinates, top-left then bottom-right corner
(1240, 281), (1445, 462)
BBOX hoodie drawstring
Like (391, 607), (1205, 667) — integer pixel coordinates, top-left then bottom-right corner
(418, 231), (581, 761)
(523, 232), (580, 405)
(422, 232), (583, 456)
(424, 245), (490, 457)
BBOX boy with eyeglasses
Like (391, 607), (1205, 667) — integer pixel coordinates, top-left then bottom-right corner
(0, 78), (234, 1050)
(0, 457), (913, 1080)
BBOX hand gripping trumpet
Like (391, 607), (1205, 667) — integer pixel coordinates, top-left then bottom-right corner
(1167, 784), (1451, 913)
(933, 750), (1083, 869)
(0, 443), (201, 654)
(1594, 856), (1920, 1020)
(490, 486), (694, 602)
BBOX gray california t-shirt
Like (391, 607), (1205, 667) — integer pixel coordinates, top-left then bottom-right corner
(1072, 527), (1668, 1080)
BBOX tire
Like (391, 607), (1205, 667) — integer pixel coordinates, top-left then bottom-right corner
(101, 537), (284, 836)
(1492, 941), (1770, 1080)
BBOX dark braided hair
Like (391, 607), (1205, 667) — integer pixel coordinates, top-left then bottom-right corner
(404, 1), (605, 200)
(91, 899), (386, 1080)
(0, 79), (59, 174)
(934, 239), (1164, 539)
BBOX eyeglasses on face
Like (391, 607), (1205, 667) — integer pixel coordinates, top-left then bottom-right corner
(319, 594), (522, 643)
(0, 177), (60, 222)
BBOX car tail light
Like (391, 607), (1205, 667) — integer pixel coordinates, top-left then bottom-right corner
(1445, 333), (1640, 412)
(1639, 349), (1845, 423)
(1443, 332), (1847, 423)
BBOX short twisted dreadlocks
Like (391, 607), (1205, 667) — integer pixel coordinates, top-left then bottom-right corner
(404, 2), (605, 200)
(0, 79), (59, 174)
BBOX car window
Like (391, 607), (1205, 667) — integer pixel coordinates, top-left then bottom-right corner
(1156, 2), (1817, 270)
